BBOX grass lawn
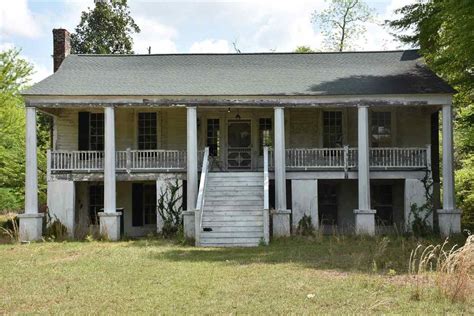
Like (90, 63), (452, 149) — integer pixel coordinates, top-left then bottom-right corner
(0, 235), (472, 314)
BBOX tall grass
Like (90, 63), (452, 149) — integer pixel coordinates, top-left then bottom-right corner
(0, 213), (19, 242)
(409, 234), (473, 302)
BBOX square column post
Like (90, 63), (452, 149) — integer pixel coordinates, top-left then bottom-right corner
(184, 106), (198, 239)
(354, 105), (376, 235)
(438, 103), (461, 235)
(19, 107), (44, 241)
(272, 107), (290, 237)
(99, 106), (121, 240)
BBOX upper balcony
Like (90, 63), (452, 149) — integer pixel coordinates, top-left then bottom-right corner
(48, 146), (431, 175)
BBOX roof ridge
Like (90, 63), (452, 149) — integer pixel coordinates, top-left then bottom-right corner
(73, 49), (419, 57)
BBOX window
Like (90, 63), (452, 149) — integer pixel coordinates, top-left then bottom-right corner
(89, 185), (104, 225)
(318, 184), (338, 225)
(259, 118), (272, 155)
(372, 185), (393, 226)
(138, 113), (157, 150)
(89, 113), (104, 150)
(371, 112), (391, 147)
(207, 119), (220, 157)
(132, 183), (157, 227)
(323, 111), (343, 147)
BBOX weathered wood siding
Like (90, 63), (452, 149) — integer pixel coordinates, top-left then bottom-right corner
(52, 106), (435, 151)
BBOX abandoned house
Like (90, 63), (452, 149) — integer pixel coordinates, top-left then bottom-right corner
(18, 28), (462, 246)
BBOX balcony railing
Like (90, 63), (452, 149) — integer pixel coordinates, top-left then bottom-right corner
(48, 146), (430, 174)
(48, 149), (187, 173)
(268, 146), (430, 171)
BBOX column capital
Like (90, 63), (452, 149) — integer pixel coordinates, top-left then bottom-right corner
(273, 106), (284, 110)
(103, 104), (115, 108)
(357, 104), (369, 109)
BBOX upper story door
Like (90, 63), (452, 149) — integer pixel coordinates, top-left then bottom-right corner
(227, 120), (252, 170)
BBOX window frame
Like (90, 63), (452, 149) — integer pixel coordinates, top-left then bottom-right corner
(372, 184), (394, 226)
(322, 111), (343, 148)
(137, 112), (158, 150)
(89, 113), (104, 151)
(206, 118), (220, 157)
(371, 111), (392, 148)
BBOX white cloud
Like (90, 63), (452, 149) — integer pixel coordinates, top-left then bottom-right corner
(133, 17), (178, 54)
(0, 41), (14, 52)
(189, 39), (230, 53)
(29, 60), (52, 84)
(0, 0), (42, 38)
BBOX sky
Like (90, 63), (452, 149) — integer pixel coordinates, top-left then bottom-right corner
(0, 0), (416, 83)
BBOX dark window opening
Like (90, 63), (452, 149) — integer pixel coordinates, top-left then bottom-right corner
(318, 184), (338, 225)
(132, 183), (157, 227)
(372, 185), (393, 226)
(371, 112), (391, 147)
(259, 118), (272, 155)
(138, 113), (157, 150)
(207, 119), (220, 157)
(323, 111), (343, 147)
(89, 184), (104, 225)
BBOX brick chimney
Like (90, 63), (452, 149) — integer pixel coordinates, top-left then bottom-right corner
(53, 28), (71, 72)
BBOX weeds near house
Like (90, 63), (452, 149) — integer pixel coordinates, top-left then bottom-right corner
(157, 180), (183, 238)
(0, 213), (19, 242)
(409, 234), (474, 303)
(296, 214), (314, 236)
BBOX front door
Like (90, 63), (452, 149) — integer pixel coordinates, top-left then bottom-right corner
(227, 120), (252, 170)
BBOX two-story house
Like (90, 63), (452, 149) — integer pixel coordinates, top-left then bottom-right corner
(18, 29), (461, 246)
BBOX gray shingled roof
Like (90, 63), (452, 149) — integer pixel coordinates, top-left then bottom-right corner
(23, 50), (454, 96)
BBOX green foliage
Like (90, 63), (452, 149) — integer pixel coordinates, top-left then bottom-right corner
(296, 214), (315, 236)
(157, 180), (183, 238)
(71, 0), (140, 54)
(44, 213), (68, 241)
(294, 46), (315, 53)
(312, 0), (373, 51)
(0, 48), (49, 212)
(389, 0), (474, 231)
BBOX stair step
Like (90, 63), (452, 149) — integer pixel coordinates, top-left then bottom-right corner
(202, 215), (262, 221)
(209, 172), (261, 177)
(206, 188), (263, 194)
(203, 210), (263, 216)
(201, 221), (264, 227)
(205, 196), (263, 201)
(200, 237), (262, 244)
(200, 243), (259, 248)
(201, 231), (263, 238)
(205, 200), (262, 206)
(207, 182), (262, 187)
(204, 226), (263, 232)
(204, 205), (263, 211)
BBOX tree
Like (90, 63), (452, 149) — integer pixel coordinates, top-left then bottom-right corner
(0, 48), (49, 212)
(311, 0), (373, 51)
(71, 0), (140, 54)
(388, 0), (474, 231)
(295, 46), (315, 53)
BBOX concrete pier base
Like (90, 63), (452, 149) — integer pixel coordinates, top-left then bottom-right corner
(99, 212), (122, 241)
(437, 209), (462, 236)
(18, 213), (44, 242)
(272, 209), (291, 237)
(354, 209), (376, 235)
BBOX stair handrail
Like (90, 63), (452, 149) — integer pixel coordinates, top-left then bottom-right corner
(195, 147), (210, 245)
(263, 146), (270, 245)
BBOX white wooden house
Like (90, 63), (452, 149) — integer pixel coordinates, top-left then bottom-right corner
(18, 29), (461, 246)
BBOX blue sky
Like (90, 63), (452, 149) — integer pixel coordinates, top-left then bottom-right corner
(0, 0), (414, 83)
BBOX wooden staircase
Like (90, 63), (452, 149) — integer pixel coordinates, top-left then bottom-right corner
(199, 172), (265, 247)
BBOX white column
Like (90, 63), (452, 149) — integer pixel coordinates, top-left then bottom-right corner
(273, 107), (290, 236)
(438, 103), (461, 235)
(104, 106), (116, 213)
(186, 106), (198, 210)
(99, 106), (121, 241)
(354, 105), (375, 235)
(25, 107), (38, 214)
(19, 107), (44, 241)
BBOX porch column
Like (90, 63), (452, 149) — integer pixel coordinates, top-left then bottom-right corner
(19, 107), (44, 241)
(354, 105), (376, 235)
(99, 105), (121, 241)
(438, 103), (461, 235)
(273, 106), (290, 237)
(186, 106), (198, 209)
